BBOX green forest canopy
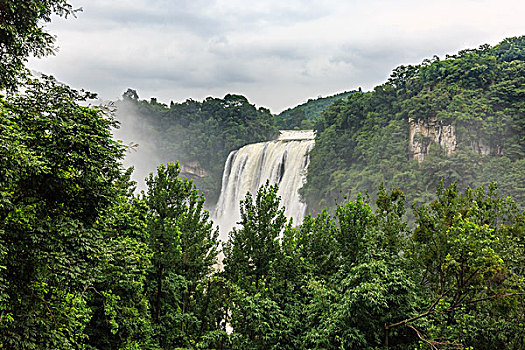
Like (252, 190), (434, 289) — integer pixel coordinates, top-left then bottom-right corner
(117, 36), (524, 214)
(115, 92), (278, 204)
(303, 36), (525, 212)
(0, 1), (524, 348)
(276, 90), (355, 129)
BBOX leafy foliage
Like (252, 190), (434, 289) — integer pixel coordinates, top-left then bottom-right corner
(303, 36), (525, 212)
(1, 5), (523, 348)
(144, 162), (220, 348)
(1, 77), (523, 349)
(0, 76), (128, 349)
(116, 92), (278, 203)
(276, 91), (355, 129)
(0, 0), (79, 90)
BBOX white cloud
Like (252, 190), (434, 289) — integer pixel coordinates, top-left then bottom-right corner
(29, 0), (525, 112)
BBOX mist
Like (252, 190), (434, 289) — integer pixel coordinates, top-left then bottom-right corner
(112, 99), (170, 193)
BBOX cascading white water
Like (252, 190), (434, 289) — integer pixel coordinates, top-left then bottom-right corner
(214, 130), (315, 239)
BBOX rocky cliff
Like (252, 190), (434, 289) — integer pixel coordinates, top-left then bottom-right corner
(180, 161), (210, 179)
(409, 117), (457, 162)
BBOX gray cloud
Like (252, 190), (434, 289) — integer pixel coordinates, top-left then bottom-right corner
(30, 0), (525, 113)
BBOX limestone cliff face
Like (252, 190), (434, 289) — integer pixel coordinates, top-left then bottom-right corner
(409, 117), (457, 162)
(470, 138), (492, 156)
(180, 161), (209, 179)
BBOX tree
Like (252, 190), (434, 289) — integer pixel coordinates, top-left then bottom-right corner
(223, 181), (288, 292)
(0, 75), (126, 349)
(334, 193), (376, 267)
(296, 210), (339, 279)
(84, 170), (155, 350)
(223, 183), (305, 349)
(0, 0), (78, 90)
(304, 260), (418, 349)
(122, 88), (139, 101)
(144, 162), (219, 348)
(301, 192), (418, 349)
(385, 182), (525, 348)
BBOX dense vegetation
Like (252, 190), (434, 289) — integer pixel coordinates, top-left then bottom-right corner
(115, 91), (277, 204)
(1, 1), (524, 349)
(3, 113), (523, 349)
(303, 36), (525, 212)
(276, 91), (354, 129)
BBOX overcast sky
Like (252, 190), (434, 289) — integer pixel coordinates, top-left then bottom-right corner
(28, 0), (524, 113)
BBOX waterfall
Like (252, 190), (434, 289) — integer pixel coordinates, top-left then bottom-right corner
(214, 130), (315, 239)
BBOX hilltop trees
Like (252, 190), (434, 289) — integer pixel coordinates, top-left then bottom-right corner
(303, 36), (525, 211)
(224, 182), (287, 292)
(116, 93), (278, 204)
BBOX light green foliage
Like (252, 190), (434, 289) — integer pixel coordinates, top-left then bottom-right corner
(224, 182), (288, 292)
(222, 184), (421, 349)
(296, 210), (339, 278)
(335, 194), (376, 266)
(401, 181), (525, 347)
(85, 171), (155, 349)
(304, 36), (525, 212)
(223, 182), (306, 349)
(228, 288), (289, 350)
(276, 91), (355, 129)
(144, 162), (220, 348)
(304, 261), (418, 349)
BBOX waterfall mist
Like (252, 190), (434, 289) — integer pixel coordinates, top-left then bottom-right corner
(112, 99), (169, 193)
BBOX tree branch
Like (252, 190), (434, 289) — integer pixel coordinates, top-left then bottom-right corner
(445, 292), (525, 311)
(407, 324), (462, 350)
(386, 291), (525, 332)
(386, 293), (445, 330)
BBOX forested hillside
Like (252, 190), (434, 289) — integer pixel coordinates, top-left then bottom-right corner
(303, 36), (525, 211)
(115, 91), (277, 203)
(276, 91), (354, 129)
(1, 1), (523, 349)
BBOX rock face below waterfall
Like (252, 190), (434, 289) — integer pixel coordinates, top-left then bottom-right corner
(180, 161), (210, 179)
(214, 130), (315, 239)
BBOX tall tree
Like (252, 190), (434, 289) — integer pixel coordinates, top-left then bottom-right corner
(84, 170), (155, 350)
(0, 76), (125, 349)
(223, 182), (288, 292)
(144, 162), (219, 348)
(0, 0), (78, 90)
(223, 182), (297, 349)
(386, 182), (525, 348)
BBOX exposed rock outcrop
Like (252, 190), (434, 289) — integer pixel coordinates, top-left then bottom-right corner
(180, 161), (209, 179)
(409, 117), (457, 162)
(470, 138), (492, 156)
